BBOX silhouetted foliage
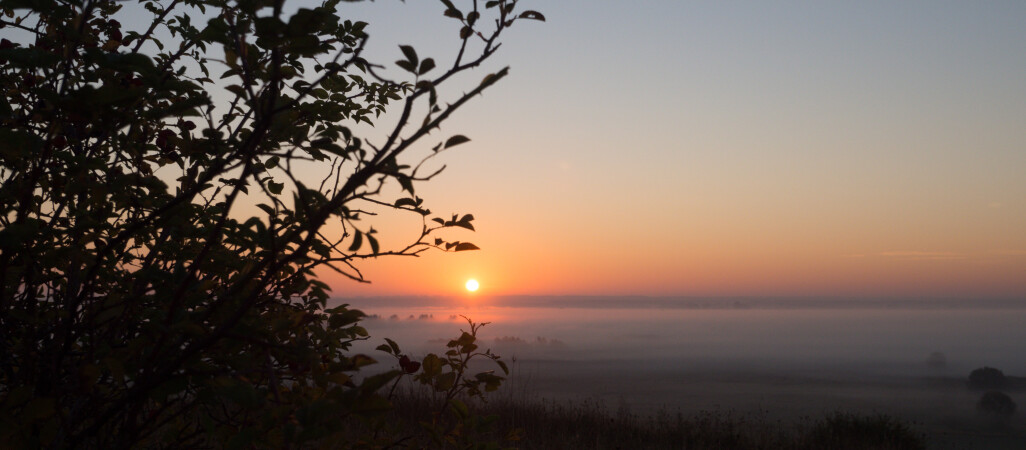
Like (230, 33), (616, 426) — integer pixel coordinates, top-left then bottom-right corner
(968, 366), (1007, 390)
(0, 0), (541, 447)
(977, 391), (1017, 417)
(377, 317), (510, 448)
(377, 397), (927, 450)
(805, 412), (925, 450)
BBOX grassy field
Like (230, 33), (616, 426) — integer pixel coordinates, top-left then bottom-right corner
(374, 387), (928, 449)
(352, 365), (1026, 449)
(352, 306), (1026, 448)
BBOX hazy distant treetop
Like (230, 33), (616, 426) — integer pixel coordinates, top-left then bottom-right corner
(977, 391), (1016, 418)
(968, 367), (1007, 390)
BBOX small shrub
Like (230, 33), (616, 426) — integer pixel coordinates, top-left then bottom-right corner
(376, 317), (510, 448)
(968, 367), (1007, 389)
(977, 391), (1016, 417)
(805, 412), (925, 450)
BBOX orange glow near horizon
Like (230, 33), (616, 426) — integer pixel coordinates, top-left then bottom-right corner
(319, 222), (1026, 299)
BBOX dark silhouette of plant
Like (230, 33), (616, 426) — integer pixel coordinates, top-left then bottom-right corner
(968, 366), (1007, 390)
(977, 391), (1017, 417)
(805, 412), (925, 450)
(0, 0), (542, 447)
(377, 316), (509, 447)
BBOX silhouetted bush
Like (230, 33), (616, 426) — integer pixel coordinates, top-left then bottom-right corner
(0, 0), (540, 446)
(806, 412), (925, 450)
(977, 391), (1017, 417)
(968, 367), (1007, 389)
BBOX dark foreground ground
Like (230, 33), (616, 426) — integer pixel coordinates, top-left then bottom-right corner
(363, 359), (1025, 449)
(386, 393), (927, 449)
(487, 359), (1026, 449)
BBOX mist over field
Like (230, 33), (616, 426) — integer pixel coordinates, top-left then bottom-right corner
(338, 296), (1026, 449)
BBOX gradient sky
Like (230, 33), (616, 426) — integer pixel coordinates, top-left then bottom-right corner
(317, 1), (1026, 299)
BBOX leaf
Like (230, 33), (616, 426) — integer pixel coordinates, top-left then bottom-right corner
(268, 181), (284, 195)
(444, 135), (470, 149)
(329, 309), (365, 329)
(421, 354), (442, 376)
(453, 242), (480, 252)
(225, 48), (238, 66)
(327, 373), (351, 385)
(444, 8), (463, 20)
(399, 355), (421, 374)
(435, 372), (456, 391)
(395, 59), (416, 73)
(360, 370), (399, 393)
(264, 155), (279, 169)
(347, 231), (362, 252)
(367, 234), (379, 254)
(384, 337), (401, 355)
(455, 214), (475, 231)
(455, 331), (475, 347)
(396, 175), (414, 193)
(375, 344), (393, 354)
(394, 197), (418, 208)
(449, 398), (470, 419)
(256, 203), (275, 216)
(351, 354), (377, 368)
(476, 372), (504, 391)
(519, 10), (546, 21)
(418, 58), (435, 75)
(399, 44), (418, 67)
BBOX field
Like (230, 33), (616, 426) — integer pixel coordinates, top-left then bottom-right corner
(344, 298), (1026, 448)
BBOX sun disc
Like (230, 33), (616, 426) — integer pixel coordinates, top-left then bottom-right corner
(465, 279), (479, 292)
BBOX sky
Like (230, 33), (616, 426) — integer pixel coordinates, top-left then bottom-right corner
(316, 0), (1026, 299)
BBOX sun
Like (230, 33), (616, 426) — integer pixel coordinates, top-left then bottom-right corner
(465, 279), (480, 292)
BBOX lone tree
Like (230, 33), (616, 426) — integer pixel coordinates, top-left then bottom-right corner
(977, 391), (1017, 418)
(0, 0), (541, 447)
(968, 366), (1007, 390)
